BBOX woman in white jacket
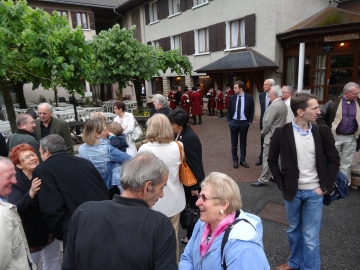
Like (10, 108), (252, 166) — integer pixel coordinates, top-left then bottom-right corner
(138, 114), (185, 260)
(113, 101), (137, 157)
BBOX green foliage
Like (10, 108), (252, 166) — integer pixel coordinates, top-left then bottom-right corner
(39, 94), (46, 102)
(89, 25), (192, 94)
(318, 12), (343, 26)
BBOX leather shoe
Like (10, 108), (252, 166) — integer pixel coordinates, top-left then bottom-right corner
(269, 177), (275, 183)
(240, 161), (249, 168)
(251, 181), (268, 187)
(255, 158), (262, 166)
(276, 263), (293, 270)
(233, 162), (238, 169)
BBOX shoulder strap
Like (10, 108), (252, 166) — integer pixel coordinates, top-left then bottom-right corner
(175, 141), (186, 163)
(221, 218), (256, 270)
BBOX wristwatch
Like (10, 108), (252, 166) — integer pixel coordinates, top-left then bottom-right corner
(320, 187), (330, 195)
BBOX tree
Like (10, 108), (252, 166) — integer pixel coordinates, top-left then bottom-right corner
(0, 0), (92, 131)
(89, 24), (192, 105)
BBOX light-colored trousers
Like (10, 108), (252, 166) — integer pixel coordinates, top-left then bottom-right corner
(334, 134), (356, 185)
(31, 238), (61, 270)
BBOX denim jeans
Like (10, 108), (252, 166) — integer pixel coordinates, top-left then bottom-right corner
(284, 189), (323, 270)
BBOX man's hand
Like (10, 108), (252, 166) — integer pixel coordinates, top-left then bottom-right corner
(314, 187), (324, 196)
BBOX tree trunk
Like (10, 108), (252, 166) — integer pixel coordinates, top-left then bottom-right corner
(133, 79), (142, 107)
(14, 82), (27, 109)
(54, 87), (58, 107)
(0, 83), (16, 133)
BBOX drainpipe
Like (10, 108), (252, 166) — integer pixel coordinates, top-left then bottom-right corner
(113, 7), (128, 29)
(297, 43), (305, 93)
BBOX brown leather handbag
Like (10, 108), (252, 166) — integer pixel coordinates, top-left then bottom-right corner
(175, 141), (197, 187)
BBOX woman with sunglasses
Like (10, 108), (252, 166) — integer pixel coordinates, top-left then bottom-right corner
(8, 143), (61, 270)
(179, 172), (270, 270)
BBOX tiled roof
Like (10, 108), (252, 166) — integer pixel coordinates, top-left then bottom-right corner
(196, 49), (277, 73)
(38, 0), (120, 8)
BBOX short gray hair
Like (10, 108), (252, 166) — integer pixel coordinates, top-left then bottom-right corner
(153, 94), (168, 108)
(16, 113), (32, 128)
(40, 134), (66, 154)
(120, 152), (169, 192)
(0, 156), (14, 167)
(265, 79), (275, 86)
(283, 85), (295, 94)
(343, 82), (359, 93)
(38, 102), (53, 111)
(271, 85), (282, 98)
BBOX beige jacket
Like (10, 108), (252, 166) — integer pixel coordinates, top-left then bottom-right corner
(0, 200), (35, 270)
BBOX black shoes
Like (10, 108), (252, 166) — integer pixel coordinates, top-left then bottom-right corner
(233, 161), (239, 169)
(251, 181), (268, 187)
(255, 158), (262, 166)
(240, 161), (249, 168)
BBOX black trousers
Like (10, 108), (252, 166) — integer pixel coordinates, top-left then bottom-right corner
(229, 119), (250, 162)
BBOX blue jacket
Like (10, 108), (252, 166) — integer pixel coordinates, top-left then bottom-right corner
(79, 139), (131, 189)
(179, 210), (270, 270)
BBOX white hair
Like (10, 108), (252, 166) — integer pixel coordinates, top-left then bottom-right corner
(271, 85), (282, 98)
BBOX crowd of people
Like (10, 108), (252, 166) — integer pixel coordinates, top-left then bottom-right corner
(0, 80), (359, 270)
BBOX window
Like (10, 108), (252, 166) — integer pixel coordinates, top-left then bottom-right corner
(193, 0), (207, 7)
(153, 40), (160, 48)
(76, 12), (88, 29)
(57, 10), (67, 17)
(230, 19), (245, 48)
(171, 35), (181, 51)
(149, 1), (158, 23)
(168, 0), (180, 16)
(197, 28), (209, 53)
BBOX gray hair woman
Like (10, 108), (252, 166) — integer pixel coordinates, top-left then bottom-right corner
(179, 172), (270, 269)
(150, 94), (171, 116)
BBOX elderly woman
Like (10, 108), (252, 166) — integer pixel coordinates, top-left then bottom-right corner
(150, 94), (171, 116)
(138, 113), (185, 260)
(79, 119), (132, 199)
(168, 108), (205, 244)
(113, 101), (137, 156)
(8, 143), (61, 270)
(179, 172), (270, 270)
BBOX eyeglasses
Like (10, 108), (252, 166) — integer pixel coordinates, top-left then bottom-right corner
(21, 153), (37, 162)
(197, 193), (219, 202)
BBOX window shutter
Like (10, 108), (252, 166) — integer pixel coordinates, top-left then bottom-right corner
(216, 22), (226, 51)
(186, 0), (192, 10)
(245, 13), (256, 47)
(181, 32), (188, 55)
(158, 0), (169, 20)
(147, 41), (152, 45)
(165, 37), (171, 51)
(209, 24), (217, 52)
(187, 30), (194, 55)
(180, 0), (186, 12)
(44, 8), (55, 15)
(145, 4), (150, 25)
(70, 11), (78, 29)
(88, 12), (95, 30)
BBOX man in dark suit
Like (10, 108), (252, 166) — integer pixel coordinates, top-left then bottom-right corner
(227, 80), (254, 169)
(257, 79), (274, 165)
(268, 93), (340, 270)
(34, 103), (74, 155)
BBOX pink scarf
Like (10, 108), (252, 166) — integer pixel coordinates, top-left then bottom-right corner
(199, 212), (236, 257)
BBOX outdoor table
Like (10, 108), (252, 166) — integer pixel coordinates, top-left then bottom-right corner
(57, 103), (70, 107)
(27, 104), (38, 109)
(83, 107), (102, 112)
(103, 112), (116, 121)
(53, 107), (69, 111)
(14, 108), (28, 114)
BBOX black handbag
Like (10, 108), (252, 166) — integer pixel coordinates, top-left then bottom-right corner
(180, 204), (200, 230)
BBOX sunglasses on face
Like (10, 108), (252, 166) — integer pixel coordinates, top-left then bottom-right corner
(197, 193), (219, 202)
(21, 153), (37, 162)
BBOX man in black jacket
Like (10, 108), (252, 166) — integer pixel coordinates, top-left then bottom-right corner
(62, 152), (177, 270)
(33, 135), (109, 249)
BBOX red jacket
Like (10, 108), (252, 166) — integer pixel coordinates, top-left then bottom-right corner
(216, 91), (224, 110)
(190, 91), (202, 116)
(225, 88), (235, 109)
(168, 91), (177, 109)
(181, 94), (190, 113)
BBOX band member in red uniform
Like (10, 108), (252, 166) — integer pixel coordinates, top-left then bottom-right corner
(187, 86), (193, 101)
(181, 88), (191, 114)
(225, 83), (235, 110)
(190, 87), (202, 125)
(196, 84), (203, 108)
(206, 85), (216, 116)
(167, 86), (177, 110)
(216, 88), (224, 118)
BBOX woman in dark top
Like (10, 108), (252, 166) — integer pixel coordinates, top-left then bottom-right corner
(8, 143), (61, 270)
(168, 108), (205, 244)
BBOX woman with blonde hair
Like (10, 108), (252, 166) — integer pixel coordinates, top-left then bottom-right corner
(138, 113), (185, 260)
(79, 119), (131, 198)
(179, 172), (270, 269)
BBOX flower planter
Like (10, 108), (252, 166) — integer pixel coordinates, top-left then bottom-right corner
(135, 115), (150, 128)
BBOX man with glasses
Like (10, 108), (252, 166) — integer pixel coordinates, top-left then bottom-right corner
(282, 85), (295, 123)
(252, 85), (287, 187)
(317, 82), (360, 186)
(256, 79), (274, 166)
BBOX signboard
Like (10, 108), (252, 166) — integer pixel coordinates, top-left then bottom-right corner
(322, 42), (333, 53)
(324, 33), (359, 42)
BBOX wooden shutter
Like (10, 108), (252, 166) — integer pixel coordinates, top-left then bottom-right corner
(147, 41), (152, 45)
(70, 11), (78, 29)
(44, 8), (55, 15)
(145, 4), (150, 25)
(181, 32), (188, 55)
(159, 37), (171, 52)
(157, 0), (169, 20)
(186, 0), (193, 10)
(216, 22), (226, 51)
(88, 12), (95, 30)
(245, 13), (256, 47)
(209, 24), (217, 52)
(180, 0), (186, 12)
(187, 30), (194, 55)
